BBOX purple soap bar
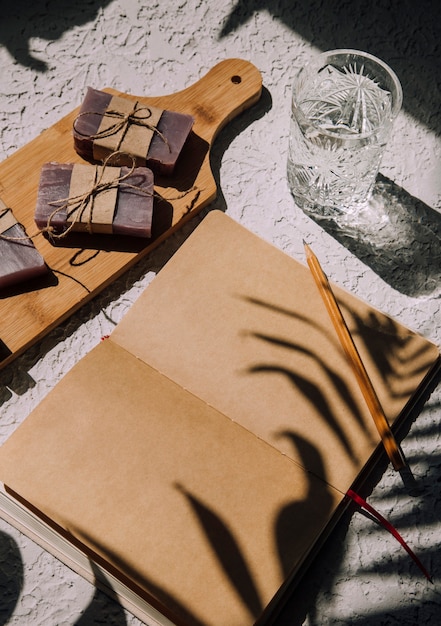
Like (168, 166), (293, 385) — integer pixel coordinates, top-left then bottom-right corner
(73, 87), (194, 175)
(0, 205), (47, 289)
(35, 162), (154, 238)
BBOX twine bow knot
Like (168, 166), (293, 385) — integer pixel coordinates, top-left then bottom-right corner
(74, 102), (169, 152)
(47, 153), (151, 237)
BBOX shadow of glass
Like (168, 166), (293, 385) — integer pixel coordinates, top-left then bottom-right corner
(300, 174), (441, 297)
(220, 0), (441, 136)
(0, 0), (113, 71)
(0, 530), (23, 625)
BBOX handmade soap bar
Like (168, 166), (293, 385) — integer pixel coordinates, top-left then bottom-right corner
(73, 87), (194, 175)
(0, 200), (47, 289)
(35, 162), (154, 238)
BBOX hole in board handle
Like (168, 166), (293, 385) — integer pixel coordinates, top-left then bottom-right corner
(231, 75), (242, 84)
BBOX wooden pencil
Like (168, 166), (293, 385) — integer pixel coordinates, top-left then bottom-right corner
(304, 242), (405, 471)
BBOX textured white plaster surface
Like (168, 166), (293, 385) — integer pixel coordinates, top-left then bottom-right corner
(0, 1), (440, 625)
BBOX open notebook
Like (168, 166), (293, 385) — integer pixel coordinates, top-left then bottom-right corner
(0, 210), (439, 626)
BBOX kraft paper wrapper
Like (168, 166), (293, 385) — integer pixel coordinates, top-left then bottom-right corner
(93, 95), (163, 164)
(0, 203), (17, 235)
(67, 164), (119, 234)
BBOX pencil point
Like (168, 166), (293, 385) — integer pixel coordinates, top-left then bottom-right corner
(303, 240), (313, 257)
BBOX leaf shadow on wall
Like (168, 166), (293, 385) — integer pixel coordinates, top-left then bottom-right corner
(0, 0), (113, 71)
(220, 0), (441, 136)
(301, 175), (441, 298)
(0, 530), (23, 625)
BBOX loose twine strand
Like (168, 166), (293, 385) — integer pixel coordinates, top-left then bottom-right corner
(0, 151), (197, 243)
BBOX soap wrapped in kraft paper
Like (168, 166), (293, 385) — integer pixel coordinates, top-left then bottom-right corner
(73, 87), (194, 175)
(35, 161), (154, 238)
(0, 200), (47, 289)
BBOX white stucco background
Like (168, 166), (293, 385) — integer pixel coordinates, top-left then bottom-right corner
(0, 1), (440, 624)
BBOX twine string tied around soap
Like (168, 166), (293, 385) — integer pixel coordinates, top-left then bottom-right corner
(0, 153), (148, 240)
(73, 102), (170, 152)
(45, 152), (146, 237)
(0, 151), (198, 242)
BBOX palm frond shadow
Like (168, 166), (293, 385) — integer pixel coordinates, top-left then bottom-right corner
(0, 0), (114, 71)
(70, 528), (207, 626)
(175, 483), (264, 621)
(165, 293), (382, 622)
(248, 361), (359, 464)
(175, 433), (337, 625)
(248, 331), (369, 434)
(273, 433), (337, 581)
(277, 401), (441, 625)
(343, 301), (439, 401)
(69, 436), (337, 626)
(241, 292), (403, 451)
(3, 282), (437, 625)
(219, 0), (441, 136)
(74, 561), (127, 626)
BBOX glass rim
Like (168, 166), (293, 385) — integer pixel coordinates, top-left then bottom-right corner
(292, 48), (403, 141)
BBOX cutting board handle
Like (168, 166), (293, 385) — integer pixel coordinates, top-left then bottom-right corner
(149, 58), (263, 145)
(0, 59), (263, 369)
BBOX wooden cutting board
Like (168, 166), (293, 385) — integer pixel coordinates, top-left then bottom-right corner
(0, 59), (262, 369)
